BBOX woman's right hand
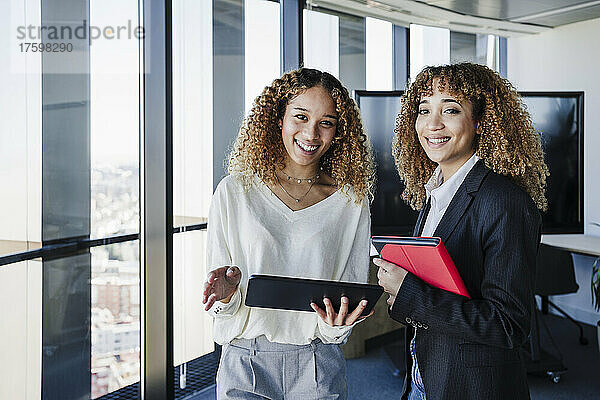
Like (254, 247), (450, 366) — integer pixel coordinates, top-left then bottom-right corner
(311, 296), (373, 326)
(202, 266), (242, 311)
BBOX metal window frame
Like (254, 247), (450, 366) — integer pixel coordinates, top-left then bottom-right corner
(498, 36), (507, 78)
(281, 0), (304, 72)
(140, 0), (174, 397)
(393, 25), (409, 90)
(0, 224), (207, 268)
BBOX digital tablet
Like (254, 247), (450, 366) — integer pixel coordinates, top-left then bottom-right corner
(245, 274), (384, 316)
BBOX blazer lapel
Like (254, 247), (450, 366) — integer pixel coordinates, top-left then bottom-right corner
(413, 198), (431, 236)
(433, 160), (490, 243)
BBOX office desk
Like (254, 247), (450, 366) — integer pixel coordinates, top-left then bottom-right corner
(541, 234), (600, 257)
(539, 233), (598, 316)
(525, 234), (599, 382)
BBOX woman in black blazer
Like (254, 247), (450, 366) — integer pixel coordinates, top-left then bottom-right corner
(375, 63), (549, 400)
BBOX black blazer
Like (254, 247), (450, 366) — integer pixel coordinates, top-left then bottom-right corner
(390, 160), (541, 400)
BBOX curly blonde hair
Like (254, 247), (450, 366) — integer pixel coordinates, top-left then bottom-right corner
(228, 68), (375, 202)
(393, 63), (549, 211)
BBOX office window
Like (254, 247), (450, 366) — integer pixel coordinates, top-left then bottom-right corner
(301, 7), (406, 93)
(90, 0), (141, 397)
(409, 24), (450, 81)
(450, 31), (499, 70)
(303, 8), (401, 96)
(302, 7), (367, 94)
(0, 3), (43, 395)
(91, 0), (140, 239)
(366, 17), (393, 90)
(0, 260), (42, 399)
(0, 0), (42, 260)
(91, 242), (140, 398)
(172, 0), (212, 227)
(2, 0), (143, 398)
(303, 9), (339, 77)
(172, 0), (215, 390)
(173, 230), (212, 365)
(245, 0), (280, 113)
(339, 13), (366, 94)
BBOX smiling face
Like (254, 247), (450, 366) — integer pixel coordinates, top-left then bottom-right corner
(415, 82), (477, 180)
(280, 85), (338, 175)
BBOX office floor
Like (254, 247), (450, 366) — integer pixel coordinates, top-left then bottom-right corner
(188, 313), (600, 400)
(527, 313), (600, 399)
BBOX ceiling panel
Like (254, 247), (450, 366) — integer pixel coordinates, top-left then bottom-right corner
(419, 0), (600, 24)
(521, 4), (600, 26)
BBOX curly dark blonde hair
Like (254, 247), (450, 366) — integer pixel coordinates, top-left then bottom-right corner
(228, 68), (375, 202)
(393, 63), (549, 211)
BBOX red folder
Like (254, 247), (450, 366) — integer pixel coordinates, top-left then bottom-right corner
(372, 236), (470, 298)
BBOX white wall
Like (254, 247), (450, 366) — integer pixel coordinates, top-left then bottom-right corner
(508, 17), (600, 326)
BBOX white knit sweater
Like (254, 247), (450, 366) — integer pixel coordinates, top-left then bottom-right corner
(206, 174), (371, 345)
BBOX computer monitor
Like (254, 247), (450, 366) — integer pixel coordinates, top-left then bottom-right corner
(520, 92), (584, 234)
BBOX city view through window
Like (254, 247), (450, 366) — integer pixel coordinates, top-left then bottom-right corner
(89, 0), (140, 395)
(90, 166), (140, 398)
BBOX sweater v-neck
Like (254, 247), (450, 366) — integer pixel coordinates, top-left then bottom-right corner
(256, 178), (343, 221)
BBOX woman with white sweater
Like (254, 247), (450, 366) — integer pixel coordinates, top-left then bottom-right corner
(202, 68), (375, 399)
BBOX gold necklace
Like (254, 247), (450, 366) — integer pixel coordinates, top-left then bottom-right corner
(275, 173), (317, 203)
(282, 170), (320, 184)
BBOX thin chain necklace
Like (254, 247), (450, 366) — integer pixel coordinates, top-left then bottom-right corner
(282, 170), (320, 184)
(275, 173), (317, 203)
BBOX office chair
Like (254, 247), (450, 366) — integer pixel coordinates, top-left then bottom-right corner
(534, 243), (588, 346)
(524, 243), (588, 383)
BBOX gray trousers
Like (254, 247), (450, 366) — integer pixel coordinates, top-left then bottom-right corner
(216, 336), (347, 400)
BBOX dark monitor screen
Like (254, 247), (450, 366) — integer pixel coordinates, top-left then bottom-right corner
(355, 90), (418, 235)
(520, 92), (584, 234)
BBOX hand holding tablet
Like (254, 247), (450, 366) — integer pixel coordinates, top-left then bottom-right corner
(310, 296), (372, 326)
(244, 274), (384, 323)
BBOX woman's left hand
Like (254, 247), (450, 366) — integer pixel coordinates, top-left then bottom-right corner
(374, 258), (408, 298)
(311, 296), (373, 326)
